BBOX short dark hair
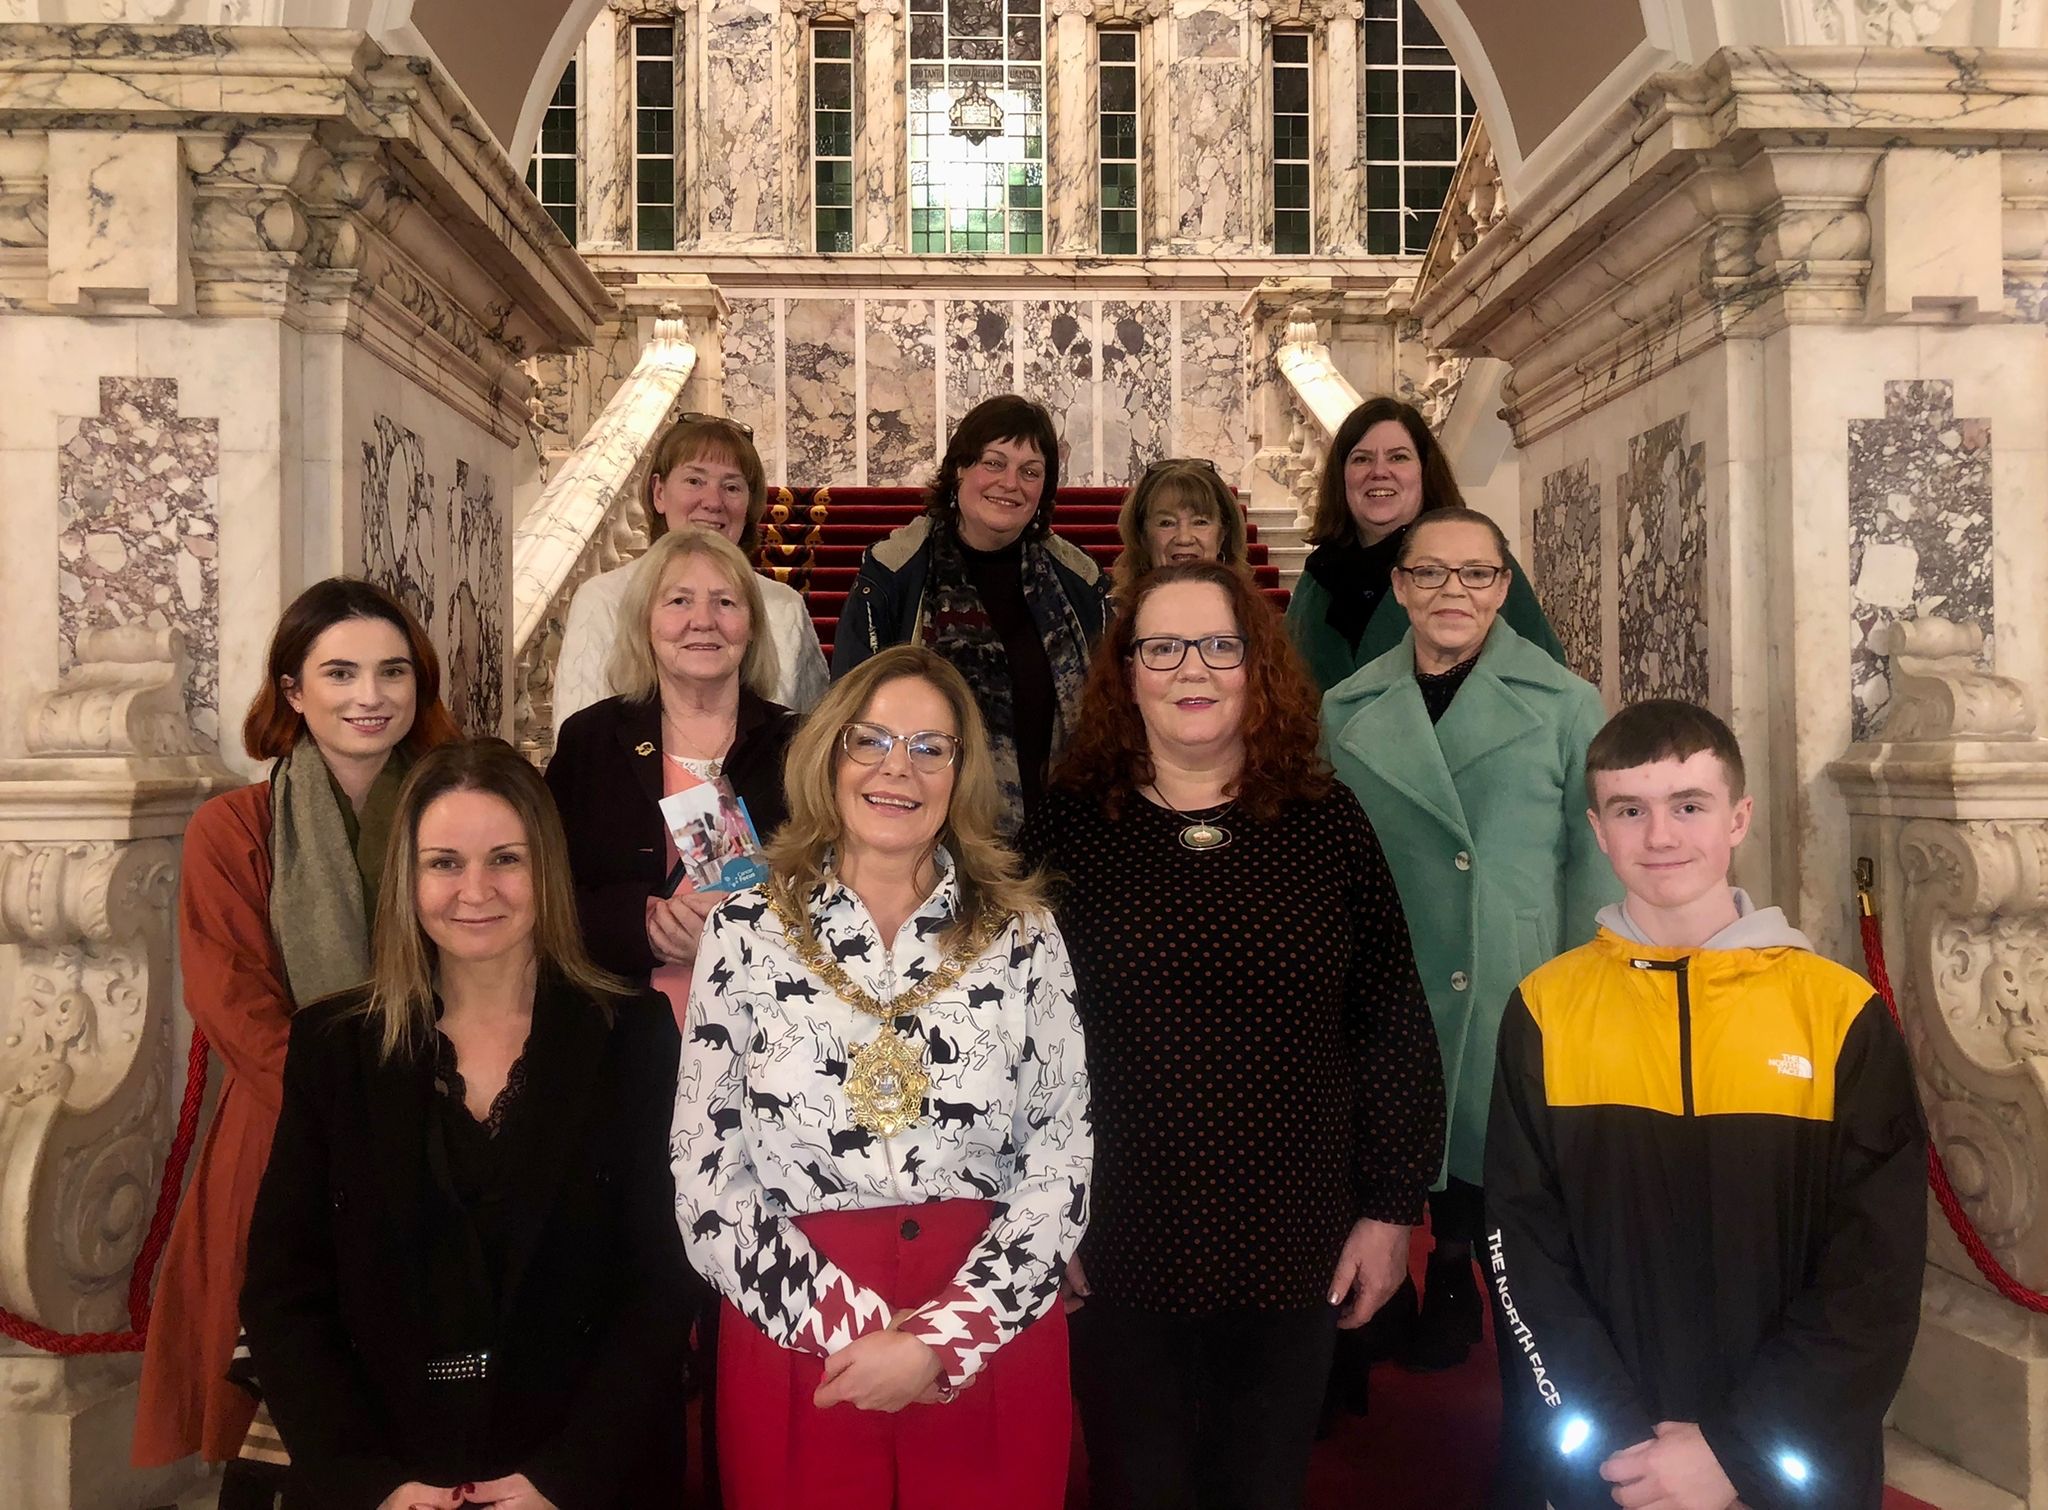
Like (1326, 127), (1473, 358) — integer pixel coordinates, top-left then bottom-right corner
(1395, 506), (1512, 568)
(1308, 396), (1466, 547)
(1586, 699), (1747, 804)
(925, 394), (1062, 540)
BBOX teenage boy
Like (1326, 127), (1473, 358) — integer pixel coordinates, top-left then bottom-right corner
(1484, 699), (1926, 1510)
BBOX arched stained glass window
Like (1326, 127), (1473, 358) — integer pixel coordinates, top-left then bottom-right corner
(908, 0), (1046, 254)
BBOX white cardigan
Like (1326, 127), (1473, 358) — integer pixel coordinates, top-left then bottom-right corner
(552, 561), (831, 736)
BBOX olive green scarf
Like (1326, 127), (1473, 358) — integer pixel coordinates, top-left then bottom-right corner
(268, 738), (407, 1007)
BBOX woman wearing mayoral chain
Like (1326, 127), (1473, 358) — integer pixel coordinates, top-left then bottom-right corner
(671, 645), (1090, 1510)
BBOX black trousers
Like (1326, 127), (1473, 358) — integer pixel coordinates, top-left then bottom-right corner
(1071, 1298), (1339, 1510)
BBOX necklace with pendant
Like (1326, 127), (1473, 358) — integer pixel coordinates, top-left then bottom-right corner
(1149, 784), (1235, 851)
(765, 882), (1006, 1137)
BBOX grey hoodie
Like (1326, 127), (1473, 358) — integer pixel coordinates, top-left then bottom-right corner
(1595, 887), (1815, 953)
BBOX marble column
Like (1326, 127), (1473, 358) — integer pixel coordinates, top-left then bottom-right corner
(858, 0), (907, 252)
(581, 4), (635, 250)
(1047, 0), (1097, 255)
(1318, 0), (1361, 253)
(1415, 49), (2048, 1502)
(0, 29), (607, 1505)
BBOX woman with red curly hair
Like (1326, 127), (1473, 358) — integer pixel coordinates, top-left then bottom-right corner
(1017, 561), (1444, 1510)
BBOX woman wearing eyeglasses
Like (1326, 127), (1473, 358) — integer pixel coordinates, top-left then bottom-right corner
(1286, 396), (1562, 692)
(672, 644), (1090, 1509)
(1323, 510), (1617, 1408)
(1018, 562), (1442, 1510)
(1111, 457), (1249, 604)
(553, 412), (830, 736)
(831, 395), (1111, 835)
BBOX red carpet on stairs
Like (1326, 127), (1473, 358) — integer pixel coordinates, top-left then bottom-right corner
(752, 485), (1289, 663)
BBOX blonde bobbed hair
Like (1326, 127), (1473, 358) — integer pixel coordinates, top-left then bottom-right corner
(763, 646), (1047, 951)
(606, 527), (781, 703)
(356, 739), (629, 1061)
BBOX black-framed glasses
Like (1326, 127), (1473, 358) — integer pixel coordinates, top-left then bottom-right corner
(676, 410), (755, 439)
(1394, 563), (1507, 590)
(839, 722), (961, 773)
(1129, 634), (1248, 672)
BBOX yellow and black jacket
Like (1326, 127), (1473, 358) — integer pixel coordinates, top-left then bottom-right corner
(1484, 906), (1926, 1510)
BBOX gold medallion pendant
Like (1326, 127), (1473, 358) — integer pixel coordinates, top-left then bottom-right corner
(846, 1026), (930, 1137)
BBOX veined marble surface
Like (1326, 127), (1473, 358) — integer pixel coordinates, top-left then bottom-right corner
(449, 461), (506, 737)
(1848, 379), (1993, 739)
(785, 298), (859, 483)
(866, 298), (940, 486)
(1022, 299), (1095, 482)
(722, 297), (783, 477)
(1617, 414), (1707, 704)
(1532, 458), (1602, 686)
(361, 415), (441, 637)
(57, 378), (220, 747)
(1100, 299), (1173, 484)
(1177, 299), (1247, 476)
(946, 299), (1017, 422)
(702, 0), (784, 242)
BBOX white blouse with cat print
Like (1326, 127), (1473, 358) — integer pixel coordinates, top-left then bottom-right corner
(669, 854), (1091, 1387)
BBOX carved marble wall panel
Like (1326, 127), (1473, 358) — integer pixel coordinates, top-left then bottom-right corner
(55, 378), (221, 749)
(1100, 299), (1173, 486)
(1021, 299), (1096, 484)
(1616, 414), (1707, 704)
(448, 462), (505, 737)
(1848, 379), (1994, 740)
(946, 299), (1017, 423)
(1533, 458), (1602, 685)
(866, 298), (940, 487)
(361, 414), (441, 633)
(700, 0), (784, 241)
(784, 298), (859, 483)
(1169, 57), (1252, 246)
(1177, 298), (1247, 475)
(722, 297), (783, 475)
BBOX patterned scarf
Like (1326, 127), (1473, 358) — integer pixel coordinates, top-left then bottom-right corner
(919, 521), (1094, 833)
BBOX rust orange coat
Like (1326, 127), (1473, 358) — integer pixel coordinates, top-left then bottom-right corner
(134, 783), (290, 1466)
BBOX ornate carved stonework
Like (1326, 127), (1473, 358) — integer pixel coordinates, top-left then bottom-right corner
(1870, 618), (2034, 743)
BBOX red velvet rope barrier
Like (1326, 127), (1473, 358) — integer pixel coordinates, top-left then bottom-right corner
(1859, 907), (2048, 1314)
(0, 1026), (212, 1353)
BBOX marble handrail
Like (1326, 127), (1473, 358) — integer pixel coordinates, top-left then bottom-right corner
(510, 310), (695, 756)
(1273, 308), (1363, 527)
(1415, 116), (1504, 304)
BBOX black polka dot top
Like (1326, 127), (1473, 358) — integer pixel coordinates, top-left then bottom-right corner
(1019, 783), (1445, 1313)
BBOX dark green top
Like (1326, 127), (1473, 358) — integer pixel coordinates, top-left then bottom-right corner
(1286, 541), (1565, 692)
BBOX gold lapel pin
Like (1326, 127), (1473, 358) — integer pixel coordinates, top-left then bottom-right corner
(634, 741), (656, 757)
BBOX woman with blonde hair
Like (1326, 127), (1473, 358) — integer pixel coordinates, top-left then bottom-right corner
(672, 644), (1091, 1509)
(552, 412), (829, 731)
(241, 738), (692, 1508)
(546, 526), (796, 1006)
(1111, 457), (1249, 602)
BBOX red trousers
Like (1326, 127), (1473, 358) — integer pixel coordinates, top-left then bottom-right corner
(716, 1198), (1071, 1509)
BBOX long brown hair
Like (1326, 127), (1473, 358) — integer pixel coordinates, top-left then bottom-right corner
(1307, 396), (1467, 547)
(763, 646), (1047, 948)
(1052, 561), (1332, 821)
(1113, 460), (1250, 601)
(242, 578), (458, 761)
(360, 738), (627, 1060)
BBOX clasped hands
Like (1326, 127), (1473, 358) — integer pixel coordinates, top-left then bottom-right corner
(1599, 1421), (1747, 1510)
(813, 1322), (955, 1413)
(378, 1475), (554, 1510)
(646, 887), (720, 966)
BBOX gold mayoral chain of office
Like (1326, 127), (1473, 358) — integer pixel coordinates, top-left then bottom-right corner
(766, 883), (1007, 1137)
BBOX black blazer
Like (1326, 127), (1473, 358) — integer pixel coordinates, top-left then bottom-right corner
(545, 689), (797, 981)
(241, 981), (690, 1510)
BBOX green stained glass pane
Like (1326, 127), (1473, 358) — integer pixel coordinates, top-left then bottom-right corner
(639, 111), (673, 156)
(1100, 29), (1136, 62)
(1275, 209), (1310, 254)
(816, 160), (853, 206)
(1101, 66), (1137, 113)
(548, 203), (575, 241)
(1274, 162), (1310, 211)
(636, 60), (671, 101)
(1404, 163), (1454, 211)
(540, 159), (575, 203)
(1101, 163), (1137, 208)
(1100, 115), (1137, 160)
(1274, 32), (1308, 63)
(1275, 116), (1309, 161)
(1367, 164), (1398, 207)
(1367, 209), (1399, 253)
(1405, 114), (1457, 163)
(1365, 20), (1396, 64)
(541, 111), (575, 155)
(1403, 69), (1455, 115)
(817, 112), (852, 158)
(815, 26), (853, 59)
(637, 159), (673, 203)
(1365, 114), (1397, 161)
(1405, 209), (1439, 254)
(1273, 67), (1309, 114)
(636, 24), (672, 57)
(817, 61), (853, 110)
(817, 206), (854, 252)
(1102, 209), (1138, 255)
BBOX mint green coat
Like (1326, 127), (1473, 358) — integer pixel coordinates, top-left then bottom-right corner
(1322, 619), (1621, 1186)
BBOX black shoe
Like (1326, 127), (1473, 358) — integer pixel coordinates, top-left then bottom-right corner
(1401, 1251), (1482, 1372)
